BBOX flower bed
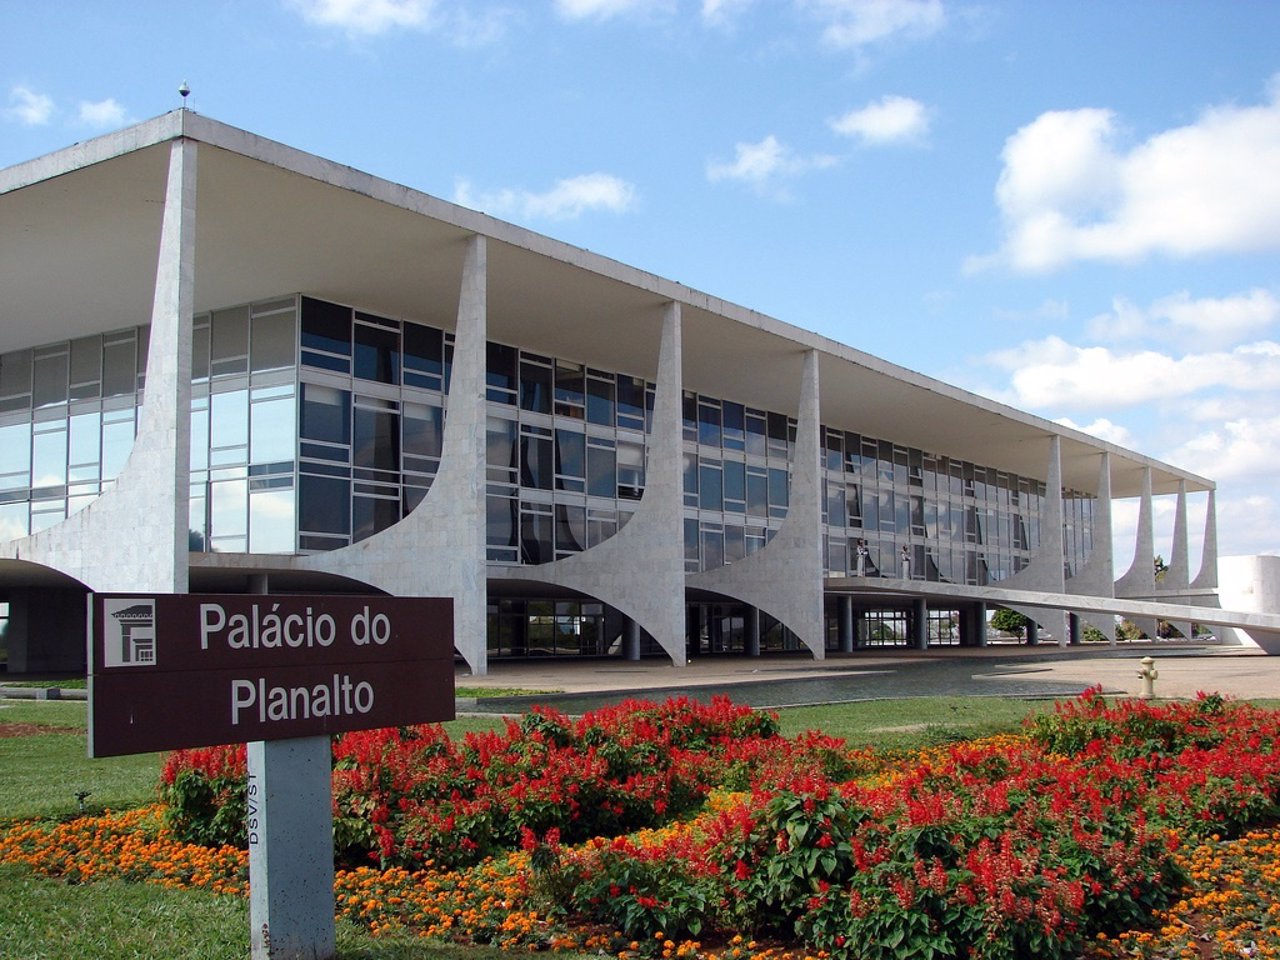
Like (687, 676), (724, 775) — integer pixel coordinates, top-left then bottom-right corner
(4, 690), (1280, 959)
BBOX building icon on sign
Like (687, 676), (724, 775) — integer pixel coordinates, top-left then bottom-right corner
(103, 599), (156, 668)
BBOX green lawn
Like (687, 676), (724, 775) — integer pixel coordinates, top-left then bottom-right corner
(0, 863), (551, 960)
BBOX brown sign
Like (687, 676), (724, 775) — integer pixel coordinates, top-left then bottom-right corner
(89, 594), (455, 757)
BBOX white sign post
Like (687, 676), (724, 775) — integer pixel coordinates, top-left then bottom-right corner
(89, 593), (455, 960)
(248, 737), (336, 960)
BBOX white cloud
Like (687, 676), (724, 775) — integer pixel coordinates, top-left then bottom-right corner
(972, 77), (1280, 272)
(1053, 416), (1135, 448)
(1164, 415), (1280, 485)
(803, 0), (945, 50)
(289, 0), (435, 34)
(1088, 289), (1280, 348)
(706, 134), (837, 198)
(77, 98), (127, 128)
(829, 94), (929, 144)
(982, 336), (1280, 411)
(1217, 492), (1280, 557)
(701, 0), (753, 25)
(4, 85), (54, 126)
(452, 172), (637, 220)
(554, 0), (674, 21)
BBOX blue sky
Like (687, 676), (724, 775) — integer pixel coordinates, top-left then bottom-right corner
(3, 0), (1279, 572)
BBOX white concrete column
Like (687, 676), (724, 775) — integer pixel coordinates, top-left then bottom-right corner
(1116, 466), (1158, 638)
(493, 301), (688, 664)
(296, 234), (490, 672)
(1068, 452), (1117, 641)
(689, 349), (825, 658)
(1191, 489), (1219, 591)
(0, 136), (196, 595)
(1161, 480), (1193, 638)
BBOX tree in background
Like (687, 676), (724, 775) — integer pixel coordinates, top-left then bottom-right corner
(990, 608), (1030, 638)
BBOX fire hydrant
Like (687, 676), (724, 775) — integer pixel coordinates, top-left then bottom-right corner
(1137, 656), (1158, 700)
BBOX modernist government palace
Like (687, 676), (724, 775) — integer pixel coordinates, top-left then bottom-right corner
(2, 110), (1278, 676)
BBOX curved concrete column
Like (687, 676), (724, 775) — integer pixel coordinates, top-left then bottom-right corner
(998, 435), (1068, 644)
(1159, 480), (1192, 638)
(688, 349), (825, 659)
(1115, 466), (1158, 638)
(1067, 452), (1116, 641)
(494, 301), (689, 664)
(1191, 489), (1219, 591)
(0, 137), (196, 595)
(296, 235), (489, 672)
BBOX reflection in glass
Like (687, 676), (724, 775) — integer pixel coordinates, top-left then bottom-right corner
(210, 478), (248, 542)
(31, 425), (66, 489)
(299, 475), (350, 535)
(33, 352), (68, 408)
(0, 422), (31, 489)
(250, 392), (296, 465)
(101, 409), (134, 480)
(250, 484), (295, 552)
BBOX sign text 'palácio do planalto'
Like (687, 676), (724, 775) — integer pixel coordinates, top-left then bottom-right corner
(89, 594), (454, 758)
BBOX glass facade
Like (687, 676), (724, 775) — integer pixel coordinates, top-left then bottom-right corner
(0, 291), (1099, 653)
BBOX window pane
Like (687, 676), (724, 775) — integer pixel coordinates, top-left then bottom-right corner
(210, 389), (249, 463)
(0, 502), (28, 541)
(102, 336), (136, 398)
(33, 352), (68, 407)
(211, 306), (249, 376)
(403, 402), (443, 460)
(587, 441), (616, 498)
(556, 504), (586, 554)
(404, 322), (443, 383)
(520, 508), (553, 564)
(32, 425), (66, 489)
(699, 461), (722, 511)
(250, 393), (296, 464)
(617, 375), (644, 427)
(586, 374), (614, 425)
(0, 350), (32, 410)
(354, 321), (400, 384)
(251, 308), (296, 373)
(69, 336), (102, 400)
(486, 343), (517, 400)
(0, 422), (31, 487)
(520, 359), (552, 414)
(353, 494), (400, 542)
(250, 485), (295, 552)
(520, 433), (553, 490)
(101, 410), (134, 480)
(354, 406), (400, 472)
(723, 402), (745, 450)
(301, 298), (352, 356)
(698, 401), (722, 448)
(487, 495), (517, 547)
(555, 361), (585, 413)
(555, 429), (585, 484)
(68, 411), (101, 477)
(210, 478), (248, 539)
(487, 417), (517, 480)
(617, 440), (644, 499)
(299, 474), (349, 534)
(300, 384), (350, 444)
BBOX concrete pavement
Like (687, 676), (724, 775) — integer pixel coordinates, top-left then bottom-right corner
(455, 642), (1280, 713)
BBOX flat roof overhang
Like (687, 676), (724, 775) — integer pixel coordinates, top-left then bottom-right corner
(0, 111), (1211, 499)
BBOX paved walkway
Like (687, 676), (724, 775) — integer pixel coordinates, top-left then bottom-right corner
(456, 642), (1280, 713)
